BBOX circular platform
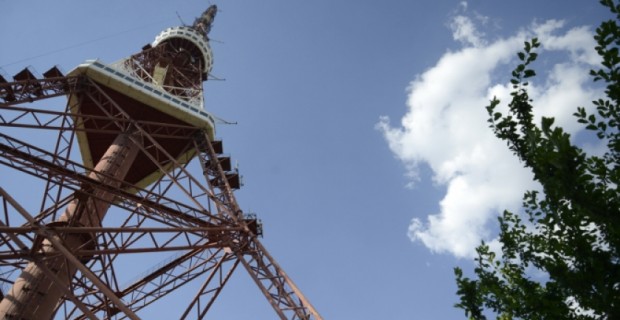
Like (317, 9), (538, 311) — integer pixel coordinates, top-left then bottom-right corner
(153, 26), (214, 76)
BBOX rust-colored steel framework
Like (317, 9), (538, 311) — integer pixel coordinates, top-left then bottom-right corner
(0, 5), (321, 320)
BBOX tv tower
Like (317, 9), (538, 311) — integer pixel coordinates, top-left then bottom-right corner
(0, 5), (321, 319)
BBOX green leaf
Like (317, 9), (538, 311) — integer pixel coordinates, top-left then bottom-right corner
(541, 117), (555, 132)
(524, 69), (536, 78)
(589, 114), (597, 123)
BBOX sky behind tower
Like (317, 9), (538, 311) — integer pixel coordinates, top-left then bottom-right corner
(0, 0), (611, 319)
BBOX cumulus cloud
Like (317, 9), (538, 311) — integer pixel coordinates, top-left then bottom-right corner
(378, 13), (602, 258)
(450, 15), (486, 47)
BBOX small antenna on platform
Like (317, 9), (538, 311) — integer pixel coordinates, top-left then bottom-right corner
(213, 115), (237, 125)
(176, 12), (187, 26)
(208, 73), (226, 81)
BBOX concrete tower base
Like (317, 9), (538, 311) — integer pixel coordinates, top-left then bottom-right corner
(0, 131), (141, 319)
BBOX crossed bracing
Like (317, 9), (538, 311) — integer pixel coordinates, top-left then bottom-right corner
(0, 71), (320, 319)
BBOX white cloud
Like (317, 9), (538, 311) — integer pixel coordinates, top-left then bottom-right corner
(450, 15), (486, 47)
(378, 15), (602, 258)
(459, 1), (468, 12)
(533, 20), (599, 65)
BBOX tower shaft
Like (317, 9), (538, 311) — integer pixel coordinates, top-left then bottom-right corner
(0, 131), (140, 319)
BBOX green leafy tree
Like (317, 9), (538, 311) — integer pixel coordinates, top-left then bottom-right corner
(454, 1), (620, 319)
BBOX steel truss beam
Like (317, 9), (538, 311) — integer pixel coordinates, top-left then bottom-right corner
(198, 129), (322, 320)
(0, 73), (322, 319)
(0, 75), (78, 105)
(0, 104), (200, 139)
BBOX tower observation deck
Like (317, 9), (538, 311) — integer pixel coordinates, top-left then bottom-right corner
(0, 5), (321, 319)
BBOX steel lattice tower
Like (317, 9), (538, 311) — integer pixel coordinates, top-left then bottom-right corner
(0, 6), (321, 319)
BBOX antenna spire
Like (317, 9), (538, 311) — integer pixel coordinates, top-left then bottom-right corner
(193, 5), (217, 38)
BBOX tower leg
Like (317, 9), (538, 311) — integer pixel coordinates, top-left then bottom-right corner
(0, 131), (141, 319)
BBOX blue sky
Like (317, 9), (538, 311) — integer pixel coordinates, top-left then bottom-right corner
(0, 0), (611, 319)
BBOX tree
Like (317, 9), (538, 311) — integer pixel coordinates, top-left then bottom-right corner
(454, 0), (620, 319)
